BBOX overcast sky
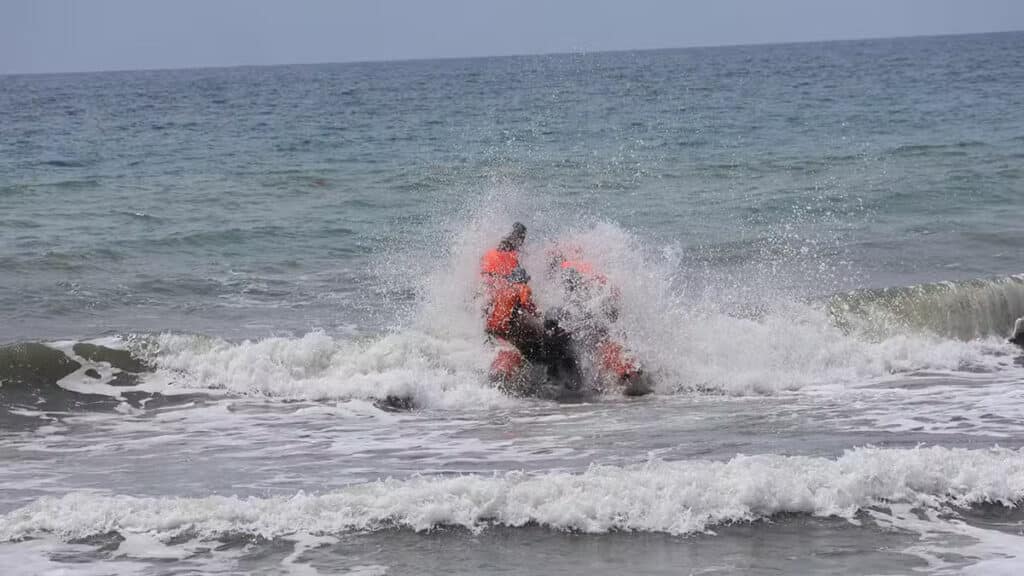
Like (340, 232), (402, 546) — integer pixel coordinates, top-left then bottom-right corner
(2, 0), (1023, 74)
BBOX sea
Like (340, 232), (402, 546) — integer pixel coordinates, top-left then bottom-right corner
(2, 31), (1024, 575)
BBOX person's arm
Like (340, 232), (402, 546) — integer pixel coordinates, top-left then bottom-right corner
(519, 285), (538, 315)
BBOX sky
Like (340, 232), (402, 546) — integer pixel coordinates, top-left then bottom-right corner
(2, 0), (1023, 75)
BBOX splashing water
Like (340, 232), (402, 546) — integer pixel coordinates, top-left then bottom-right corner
(107, 187), (1019, 405)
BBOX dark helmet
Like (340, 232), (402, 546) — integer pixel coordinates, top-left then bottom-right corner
(499, 222), (527, 251)
(508, 266), (530, 284)
(510, 221), (526, 239)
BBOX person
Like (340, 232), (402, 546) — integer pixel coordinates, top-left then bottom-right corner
(485, 267), (541, 352)
(547, 242), (620, 339)
(547, 243), (647, 394)
(480, 225), (581, 390)
(480, 222), (526, 279)
(559, 259), (621, 326)
(480, 223), (536, 359)
(480, 223), (531, 342)
(484, 266), (580, 390)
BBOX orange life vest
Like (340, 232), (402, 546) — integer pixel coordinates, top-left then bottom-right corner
(489, 348), (525, 382)
(599, 340), (637, 378)
(481, 249), (519, 278)
(560, 259), (593, 275)
(560, 257), (621, 321)
(561, 259), (608, 284)
(485, 278), (536, 334)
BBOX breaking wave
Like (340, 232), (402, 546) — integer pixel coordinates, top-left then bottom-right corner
(148, 330), (508, 410)
(2, 304), (1021, 414)
(3, 321), (1012, 415)
(829, 274), (1024, 341)
(3, 446), (1023, 541)
(3, 208), (1021, 409)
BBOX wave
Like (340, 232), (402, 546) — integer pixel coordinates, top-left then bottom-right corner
(829, 274), (1024, 341)
(889, 141), (989, 159)
(130, 319), (1019, 404)
(3, 446), (1022, 541)
(148, 330), (509, 410)
(0, 340), (204, 417)
(0, 331), (511, 413)
(3, 207), (1021, 409)
(3, 280), (1021, 412)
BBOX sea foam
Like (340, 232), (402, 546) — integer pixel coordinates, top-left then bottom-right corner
(4, 446), (1023, 542)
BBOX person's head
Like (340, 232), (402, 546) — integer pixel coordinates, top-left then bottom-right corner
(499, 222), (527, 251)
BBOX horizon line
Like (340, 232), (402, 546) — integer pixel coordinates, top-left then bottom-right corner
(4, 28), (1021, 78)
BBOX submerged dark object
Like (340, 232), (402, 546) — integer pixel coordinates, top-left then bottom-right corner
(620, 370), (654, 397)
(1011, 317), (1024, 348)
(490, 315), (585, 398)
(493, 359), (587, 401)
(489, 316), (653, 400)
(374, 395), (416, 412)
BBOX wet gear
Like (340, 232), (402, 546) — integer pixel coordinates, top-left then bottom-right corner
(507, 266), (530, 284)
(547, 245), (650, 395)
(480, 249), (520, 278)
(485, 277), (536, 334)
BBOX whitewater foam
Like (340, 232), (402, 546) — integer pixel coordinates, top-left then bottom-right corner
(868, 504), (1024, 575)
(132, 319), (1016, 409)
(126, 220), (1022, 405)
(0, 539), (151, 576)
(491, 222), (1020, 394)
(3, 446), (1023, 542)
(147, 330), (511, 410)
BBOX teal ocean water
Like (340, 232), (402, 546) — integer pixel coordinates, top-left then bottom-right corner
(2, 32), (1024, 575)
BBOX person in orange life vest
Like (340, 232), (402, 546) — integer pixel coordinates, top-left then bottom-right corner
(550, 249), (639, 383)
(479, 225), (582, 389)
(559, 259), (621, 325)
(483, 264), (537, 386)
(480, 222), (526, 280)
(484, 266), (553, 360)
(483, 264), (582, 390)
(548, 243), (621, 333)
(480, 223), (536, 347)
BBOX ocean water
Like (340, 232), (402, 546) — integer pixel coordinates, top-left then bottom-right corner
(2, 31), (1024, 574)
